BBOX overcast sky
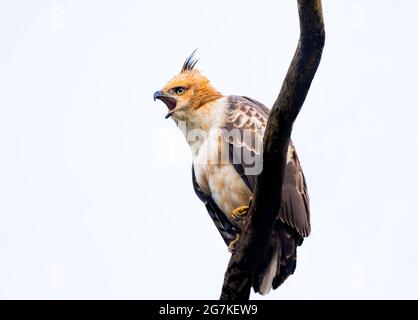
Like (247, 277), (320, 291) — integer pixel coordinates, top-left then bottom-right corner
(1, 0), (417, 299)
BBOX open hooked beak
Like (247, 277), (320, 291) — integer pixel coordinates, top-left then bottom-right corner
(153, 91), (177, 119)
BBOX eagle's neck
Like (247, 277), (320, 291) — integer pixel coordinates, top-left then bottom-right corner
(175, 96), (227, 153)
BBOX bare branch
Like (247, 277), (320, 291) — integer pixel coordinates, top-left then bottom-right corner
(220, 0), (325, 300)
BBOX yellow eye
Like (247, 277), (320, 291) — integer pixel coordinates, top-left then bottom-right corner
(174, 87), (186, 95)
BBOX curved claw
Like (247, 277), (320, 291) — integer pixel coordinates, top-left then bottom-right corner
(228, 234), (240, 253)
(231, 205), (249, 221)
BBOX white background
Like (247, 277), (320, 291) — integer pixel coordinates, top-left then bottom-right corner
(0, 0), (417, 299)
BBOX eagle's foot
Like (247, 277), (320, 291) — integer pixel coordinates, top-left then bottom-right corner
(231, 205), (249, 221)
(230, 197), (252, 221)
(228, 234), (240, 253)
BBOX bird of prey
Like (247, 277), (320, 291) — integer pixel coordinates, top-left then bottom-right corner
(153, 51), (310, 295)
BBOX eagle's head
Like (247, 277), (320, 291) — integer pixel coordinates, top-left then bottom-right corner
(154, 50), (222, 120)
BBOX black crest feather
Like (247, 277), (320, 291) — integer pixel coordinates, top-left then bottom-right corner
(181, 49), (199, 73)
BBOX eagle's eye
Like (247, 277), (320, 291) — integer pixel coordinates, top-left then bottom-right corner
(174, 87), (186, 95)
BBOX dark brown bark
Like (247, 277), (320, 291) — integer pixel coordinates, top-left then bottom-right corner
(220, 0), (325, 300)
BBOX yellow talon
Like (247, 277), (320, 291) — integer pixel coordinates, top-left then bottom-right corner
(231, 205), (249, 221)
(228, 234), (240, 253)
(230, 196), (253, 221)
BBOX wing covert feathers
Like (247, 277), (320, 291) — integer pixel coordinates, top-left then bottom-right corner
(223, 95), (311, 238)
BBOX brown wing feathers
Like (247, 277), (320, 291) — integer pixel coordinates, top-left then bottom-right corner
(222, 95), (311, 239)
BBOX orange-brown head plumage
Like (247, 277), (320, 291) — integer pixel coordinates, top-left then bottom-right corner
(153, 51), (222, 120)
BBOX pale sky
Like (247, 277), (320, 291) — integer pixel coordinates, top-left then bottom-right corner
(0, 0), (417, 299)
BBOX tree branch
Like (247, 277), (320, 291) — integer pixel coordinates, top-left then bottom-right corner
(220, 0), (325, 300)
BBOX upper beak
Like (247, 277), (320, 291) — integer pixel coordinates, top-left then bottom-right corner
(153, 90), (163, 101)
